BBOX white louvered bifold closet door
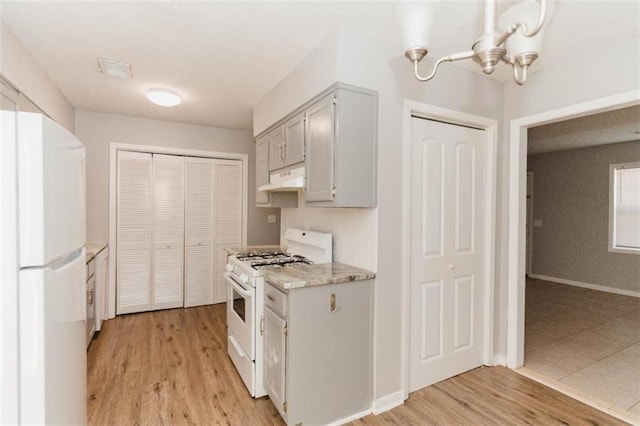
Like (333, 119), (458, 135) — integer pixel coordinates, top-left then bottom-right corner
(117, 151), (153, 314)
(152, 154), (185, 310)
(213, 160), (243, 304)
(184, 158), (215, 307)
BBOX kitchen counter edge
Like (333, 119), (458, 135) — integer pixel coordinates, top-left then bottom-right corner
(86, 242), (108, 264)
(263, 262), (375, 291)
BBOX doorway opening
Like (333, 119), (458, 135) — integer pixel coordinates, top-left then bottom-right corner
(507, 91), (640, 422)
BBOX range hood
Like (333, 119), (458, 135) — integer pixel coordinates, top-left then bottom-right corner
(258, 166), (305, 192)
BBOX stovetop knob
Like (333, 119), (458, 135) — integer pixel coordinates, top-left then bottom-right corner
(240, 274), (249, 283)
(226, 263), (234, 272)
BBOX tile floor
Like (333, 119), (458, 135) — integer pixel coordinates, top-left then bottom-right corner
(524, 278), (640, 422)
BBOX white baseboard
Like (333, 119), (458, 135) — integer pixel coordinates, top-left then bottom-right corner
(528, 274), (640, 298)
(326, 408), (372, 426)
(372, 391), (405, 415)
(493, 354), (507, 366)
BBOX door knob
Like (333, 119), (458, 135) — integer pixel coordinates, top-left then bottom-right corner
(448, 264), (455, 270)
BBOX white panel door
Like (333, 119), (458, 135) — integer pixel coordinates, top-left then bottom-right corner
(214, 160), (243, 304)
(409, 117), (487, 392)
(152, 154), (185, 310)
(184, 158), (215, 307)
(117, 151), (153, 314)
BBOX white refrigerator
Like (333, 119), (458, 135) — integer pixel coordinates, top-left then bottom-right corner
(1, 110), (87, 424)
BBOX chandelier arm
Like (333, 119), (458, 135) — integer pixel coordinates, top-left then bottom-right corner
(494, 0), (548, 46)
(512, 63), (528, 85)
(413, 51), (475, 82)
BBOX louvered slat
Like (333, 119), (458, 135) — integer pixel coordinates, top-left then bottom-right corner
(184, 245), (214, 307)
(213, 160), (242, 304)
(117, 151), (152, 313)
(152, 154), (185, 309)
(184, 158), (215, 307)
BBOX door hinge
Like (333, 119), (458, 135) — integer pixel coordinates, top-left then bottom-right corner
(283, 402), (288, 413)
(260, 316), (264, 336)
(332, 187), (336, 199)
(283, 325), (288, 336)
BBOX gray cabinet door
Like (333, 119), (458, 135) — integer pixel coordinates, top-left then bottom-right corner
(283, 112), (305, 167)
(268, 126), (284, 171)
(264, 306), (287, 419)
(255, 134), (270, 204)
(305, 93), (335, 202)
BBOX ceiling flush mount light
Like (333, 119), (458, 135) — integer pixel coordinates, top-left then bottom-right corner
(402, 0), (549, 86)
(146, 88), (182, 107)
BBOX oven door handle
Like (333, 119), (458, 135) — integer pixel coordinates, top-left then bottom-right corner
(224, 273), (253, 298)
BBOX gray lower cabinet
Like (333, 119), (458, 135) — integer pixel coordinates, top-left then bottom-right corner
(263, 280), (373, 425)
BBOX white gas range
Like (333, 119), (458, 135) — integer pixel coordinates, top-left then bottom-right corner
(224, 228), (332, 397)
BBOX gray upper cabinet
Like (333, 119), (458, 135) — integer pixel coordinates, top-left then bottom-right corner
(305, 85), (377, 208)
(269, 114), (305, 172)
(256, 130), (298, 208)
(256, 82), (377, 208)
(255, 134), (270, 205)
(305, 93), (335, 202)
(283, 112), (305, 167)
(268, 125), (285, 172)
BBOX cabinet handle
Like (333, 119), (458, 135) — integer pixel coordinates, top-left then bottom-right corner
(260, 316), (264, 336)
(330, 293), (336, 312)
(278, 143), (283, 160)
(267, 294), (275, 302)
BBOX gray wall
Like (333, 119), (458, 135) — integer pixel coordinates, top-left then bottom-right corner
(75, 110), (280, 246)
(527, 141), (640, 293)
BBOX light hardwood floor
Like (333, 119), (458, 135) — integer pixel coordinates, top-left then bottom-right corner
(88, 304), (628, 425)
(525, 278), (640, 422)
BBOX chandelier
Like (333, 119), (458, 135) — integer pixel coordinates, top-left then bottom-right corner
(402, 0), (549, 86)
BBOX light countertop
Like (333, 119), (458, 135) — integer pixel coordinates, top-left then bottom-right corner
(86, 242), (108, 264)
(263, 262), (375, 290)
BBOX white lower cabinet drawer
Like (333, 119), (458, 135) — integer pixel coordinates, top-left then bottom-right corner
(264, 282), (287, 317)
(227, 333), (255, 396)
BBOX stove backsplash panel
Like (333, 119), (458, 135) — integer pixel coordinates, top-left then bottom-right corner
(280, 207), (377, 271)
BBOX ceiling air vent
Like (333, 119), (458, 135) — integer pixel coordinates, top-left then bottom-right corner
(97, 58), (132, 79)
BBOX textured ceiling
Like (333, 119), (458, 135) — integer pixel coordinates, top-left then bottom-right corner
(528, 105), (640, 155)
(1, 1), (638, 131)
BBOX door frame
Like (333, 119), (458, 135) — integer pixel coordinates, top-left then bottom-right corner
(526, 172), (534, 276)
(107, 142), (248, 319)
(506, 90), (640, 368)
(401, 101), (498, 399)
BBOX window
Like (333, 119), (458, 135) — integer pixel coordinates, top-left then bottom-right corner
(610, 162), (640, 253)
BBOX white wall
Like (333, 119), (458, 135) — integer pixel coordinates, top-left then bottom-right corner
(75, 110), (280, 246)
(281, 206), (377, 271)
(253, 33), (338, 136)
(0, 19), (75, 131)
(254, 29), (504, 403)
